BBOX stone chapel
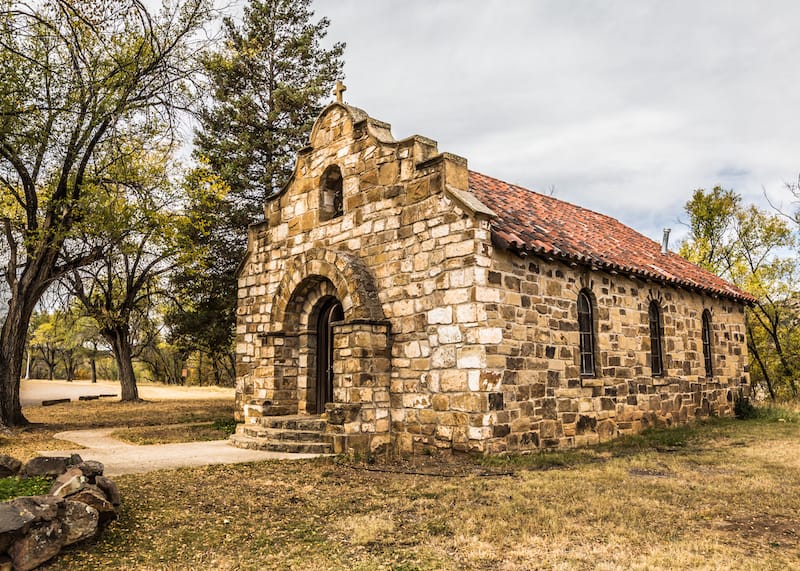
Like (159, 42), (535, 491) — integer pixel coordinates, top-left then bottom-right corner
(232, 99), (753, 456)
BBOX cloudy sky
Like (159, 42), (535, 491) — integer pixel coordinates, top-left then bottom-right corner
(311, 0), (800, 244)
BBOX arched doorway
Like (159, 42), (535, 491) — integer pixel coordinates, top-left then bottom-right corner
(313, 297), (343, 414)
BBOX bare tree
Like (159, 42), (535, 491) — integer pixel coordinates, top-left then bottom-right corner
(0, 0), (211, 425)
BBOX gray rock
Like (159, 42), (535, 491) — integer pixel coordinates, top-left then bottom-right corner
(9, 496), (64, 524)
(69, 489), (116, 527)
(0, 502), (35, 535)
(8, 520), (66, 571)
(62, 501), (99, 546)
(77, 460), (104, 483)
(0, 455), (21, 478)
(49, 467), (85, 498)
(22, 457), (68, 478)
(94, 476), (121, 507)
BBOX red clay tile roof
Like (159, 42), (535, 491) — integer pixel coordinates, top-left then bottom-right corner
(468, 171), (755, 303)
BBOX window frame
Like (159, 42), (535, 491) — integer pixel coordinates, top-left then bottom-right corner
(648, 301), (664, 377)
(577, 289), (596, 377)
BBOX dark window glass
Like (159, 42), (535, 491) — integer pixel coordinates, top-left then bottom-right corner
(578, 290), (595, 376)
(649, 301), (664, 377)
(702, 310), (713, 378)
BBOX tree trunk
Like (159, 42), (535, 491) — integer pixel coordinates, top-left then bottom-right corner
(64, 357), (75, 382)
(90, 357), (97, 383)
(0, 294), (37, 426)
(104, 326), (140, 402)
(748, 338), (775, 401)
(47, 363), (55, 381)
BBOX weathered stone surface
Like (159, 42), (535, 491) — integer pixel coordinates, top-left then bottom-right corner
(22, 457), (68, 478)
(95, 476), (121, 507)
(69, 489), (116, 527)
(8, 519), (66, 571)
(62, 501), (99, 546)
(0, 455), (21, 478)
(9, 496), (63, 524)
(49, 467), (86, 498)
(0, 502), (35, 535)
(77, 460), (104, 483)
(325, 403), (361, 425)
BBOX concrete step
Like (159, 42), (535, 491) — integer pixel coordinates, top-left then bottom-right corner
(229, 434), (333, 455)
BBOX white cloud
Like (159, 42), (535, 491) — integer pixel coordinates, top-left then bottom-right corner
(312, 0), (800, 240)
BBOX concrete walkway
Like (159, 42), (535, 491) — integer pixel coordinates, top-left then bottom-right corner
(40, 428), (324, 476)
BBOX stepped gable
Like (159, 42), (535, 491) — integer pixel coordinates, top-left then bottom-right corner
(468, 170), (755, 304)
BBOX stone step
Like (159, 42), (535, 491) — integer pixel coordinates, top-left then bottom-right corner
(258, 415), (327, 432)
(229, 434), (333, 455)
(241, 426), (326, 442)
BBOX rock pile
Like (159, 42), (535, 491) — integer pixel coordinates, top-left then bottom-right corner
(0, 454), (120, 571)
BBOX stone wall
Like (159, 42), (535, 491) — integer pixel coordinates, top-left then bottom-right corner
(419, 247), (749, 453)
(236, 102), (750, 456)
(0, 454), (120, 571)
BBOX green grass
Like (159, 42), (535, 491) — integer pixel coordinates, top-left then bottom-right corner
(211, 417), (237, 436)
(0, 476), (52, 501)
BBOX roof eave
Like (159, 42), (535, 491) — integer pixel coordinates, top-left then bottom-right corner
(491, 232), (756, 305)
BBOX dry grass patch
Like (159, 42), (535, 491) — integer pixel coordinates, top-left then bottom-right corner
(110, 418), (237, 445)
(0, 399), (234, 460)
(35, 410), (800, 571)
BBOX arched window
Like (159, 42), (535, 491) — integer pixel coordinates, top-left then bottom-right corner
(702, 309), (713, 378)
(319, 165), (343, 221)
(577, 290), (596, 376)
(648, 301), (664, 377)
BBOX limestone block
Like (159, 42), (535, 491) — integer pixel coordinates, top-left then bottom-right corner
(444, 240), (474, 258)
(457, 346), (486, 369)
(477, 327), (503, 344)
(475, 286), (500, 303)
(403, 341), (421, 359)
(427, 307), (452, 324)
(438, 326), (462, 344)
(440, 370), (468, 392)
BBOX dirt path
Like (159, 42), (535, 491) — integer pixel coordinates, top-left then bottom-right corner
(40, 427), (325, 476)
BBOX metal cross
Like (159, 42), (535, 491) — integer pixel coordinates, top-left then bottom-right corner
(334, 80), (346, 103)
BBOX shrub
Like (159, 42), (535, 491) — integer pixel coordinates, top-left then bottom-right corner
(733, 389), (758, 419)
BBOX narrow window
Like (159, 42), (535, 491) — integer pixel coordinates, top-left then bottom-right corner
(702, 309), (713, 377)
(319, 165), (343, 220)
(649, 301), (664, 377)
(578, 290), (595, 376)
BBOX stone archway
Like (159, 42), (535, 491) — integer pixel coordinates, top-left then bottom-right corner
(245, 247), (393, 454)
